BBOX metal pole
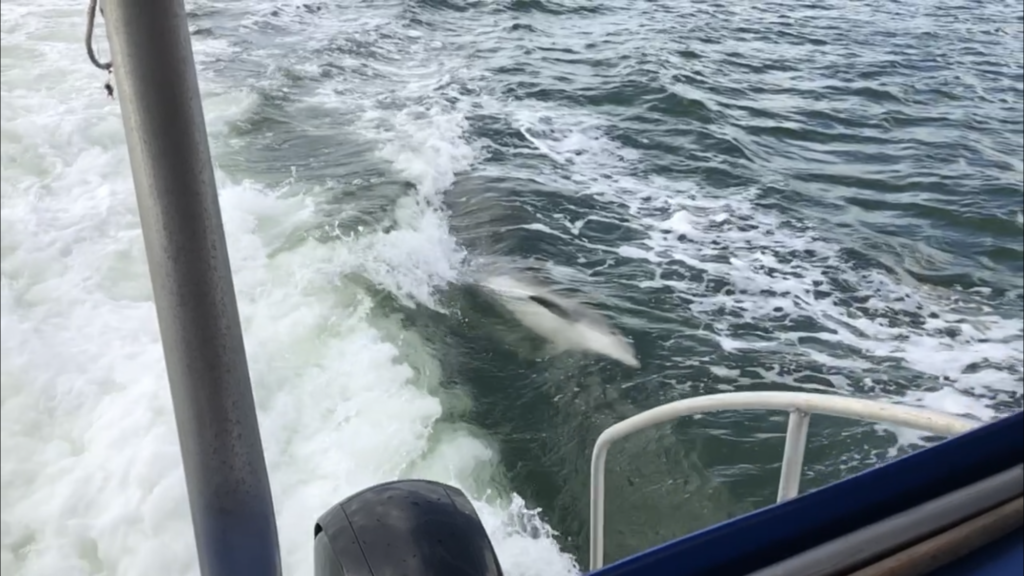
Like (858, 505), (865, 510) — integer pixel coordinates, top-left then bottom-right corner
(101, 1), (282, 574)
(777, 410), (811, 502)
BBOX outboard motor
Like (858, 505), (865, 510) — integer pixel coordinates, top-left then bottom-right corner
(314, 479), (505, 576)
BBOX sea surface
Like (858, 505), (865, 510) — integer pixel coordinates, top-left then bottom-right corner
(2, 0), (1022, 574)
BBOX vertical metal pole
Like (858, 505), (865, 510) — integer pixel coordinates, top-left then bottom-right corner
(101, 1), (282, 574)
(589, 440), (609, 571)
(777, 410), (811, 502)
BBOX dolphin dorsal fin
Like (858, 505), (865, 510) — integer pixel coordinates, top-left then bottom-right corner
(528, 294), (574, 320)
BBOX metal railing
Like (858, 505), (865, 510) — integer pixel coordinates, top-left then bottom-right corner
(588, 391), (979, 571)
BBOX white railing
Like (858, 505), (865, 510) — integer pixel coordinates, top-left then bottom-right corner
(588, 391), (978, 571)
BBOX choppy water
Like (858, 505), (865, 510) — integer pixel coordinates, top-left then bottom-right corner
(2, 0), (1022, 574)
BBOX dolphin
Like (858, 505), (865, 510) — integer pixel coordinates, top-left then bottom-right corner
(476, 274), (640, 368)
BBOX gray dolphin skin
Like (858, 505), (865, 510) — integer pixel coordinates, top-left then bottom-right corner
(528, 294), (575, 321)
(476, 273), (640, 368)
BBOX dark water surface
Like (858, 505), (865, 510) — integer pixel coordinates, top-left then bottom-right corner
(189, 0), (1023, 565)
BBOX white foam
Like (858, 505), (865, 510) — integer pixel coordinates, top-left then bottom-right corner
(1, 1), (578, 575)
(330, 107), (473, 310)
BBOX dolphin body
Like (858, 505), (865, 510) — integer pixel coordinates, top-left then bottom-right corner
(476, 273), (640, 368)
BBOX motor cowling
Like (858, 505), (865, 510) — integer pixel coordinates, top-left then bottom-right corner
(314, 479), (505, 576)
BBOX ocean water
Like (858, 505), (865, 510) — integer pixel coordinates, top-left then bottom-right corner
(2, 0), (1021, 574)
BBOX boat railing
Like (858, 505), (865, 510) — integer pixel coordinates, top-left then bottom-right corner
(589, 391), (979, 570)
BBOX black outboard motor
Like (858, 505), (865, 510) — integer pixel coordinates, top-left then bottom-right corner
(314, 479), (505, 576)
